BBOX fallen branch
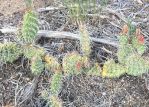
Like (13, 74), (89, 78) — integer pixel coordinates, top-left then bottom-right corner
(37, 6), (65, 12)
(0, 28), (118, 47)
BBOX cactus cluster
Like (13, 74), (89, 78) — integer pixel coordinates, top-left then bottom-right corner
(2, 0), (149, 106)
(102, 24), (149, 78)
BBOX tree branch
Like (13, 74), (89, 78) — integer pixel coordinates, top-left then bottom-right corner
(0, 28), (118, 48)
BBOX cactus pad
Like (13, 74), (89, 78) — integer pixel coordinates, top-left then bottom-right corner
(63, 52), (84, 75)
(126, 54), (148, 76)
(30, 56), (44, 75)
(20, 10), (38, 43)
(0, 42), (22, 63)
(23, 45), (44, 59)
(102, 59), (126, 78)
(79, 24), (91, 56)
(50, 72), (63, 95)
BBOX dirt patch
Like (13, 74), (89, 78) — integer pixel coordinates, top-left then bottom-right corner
(0, 0), (51, 16)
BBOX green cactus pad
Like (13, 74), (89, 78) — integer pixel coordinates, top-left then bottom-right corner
(79, 24), (91, 56)
(118, 35), (128, 46)
(20, 10), (38, 43)
(117, 45), (134, 64)
(0, 42), (22, 63)
(30, 56), (44, 75)
(23, 45), (44, 59)
(132, 36), (146, 55)
(63, 52), (83, 75)
(50, 72), (63, 95)
(126, 54), (148, 76)
(102, 59), (126, 78)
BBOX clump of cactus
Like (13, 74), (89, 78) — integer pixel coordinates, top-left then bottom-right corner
(102, 24), (149, 78)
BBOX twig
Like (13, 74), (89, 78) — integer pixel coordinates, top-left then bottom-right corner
(0, 28), (118, 47)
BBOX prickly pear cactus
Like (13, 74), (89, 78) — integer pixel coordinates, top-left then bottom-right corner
(23, 45), (45, 59)
(44, 54), (60, 72)
(126, 54), (148, 76)
(102, 59), (126, 78)
(63, 52), (83, 75)
(19, 9), (38, 44)
(79, 24), (91, 56)
(63, 0), (89, 22)
(50, 95), (62, 107)
(50, 72), (63, 95)
(30, 56), (44, 75)
(87, 63), (101, 76)
(0, 42), (22, 63)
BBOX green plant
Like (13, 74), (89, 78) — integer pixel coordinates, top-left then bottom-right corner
(50, 72), (63, 95)
(102, 59), (126, 78)
(79, 23), (91, 56)
(0, 42), (22, 63)
(63, 0), (101, 23)
(30, 56), (44, 75)
(125, 54), (148, 76)
(63, 52), (84, 75)
(102, 24), (149, 77)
